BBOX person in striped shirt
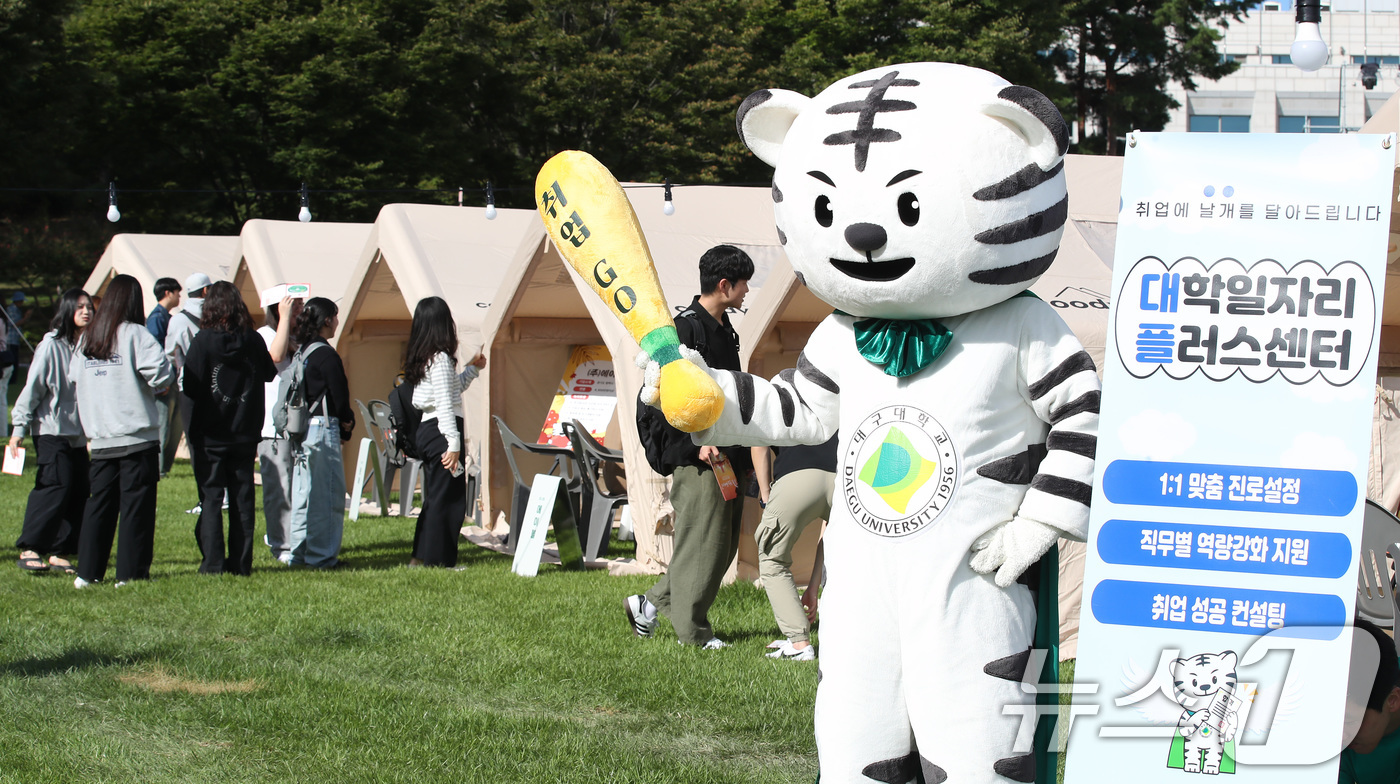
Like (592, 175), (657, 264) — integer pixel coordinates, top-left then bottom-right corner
(402, 296), (485, 568)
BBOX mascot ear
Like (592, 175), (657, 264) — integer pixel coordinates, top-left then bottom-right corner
(980, 85), (1070, 171)
(736, 88), (811, 168)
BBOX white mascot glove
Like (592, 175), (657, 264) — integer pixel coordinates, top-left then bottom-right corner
(636, 350), (661, 408)
(635, 345), (711, 409)
(969, 516), (1061, 588)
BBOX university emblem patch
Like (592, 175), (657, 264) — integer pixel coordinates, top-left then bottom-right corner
(843, 405), (958, 538)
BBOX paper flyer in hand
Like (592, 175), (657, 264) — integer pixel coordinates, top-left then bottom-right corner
(2, 447), (24, 476)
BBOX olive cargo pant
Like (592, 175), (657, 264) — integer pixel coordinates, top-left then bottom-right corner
(645, 464), (744, 645)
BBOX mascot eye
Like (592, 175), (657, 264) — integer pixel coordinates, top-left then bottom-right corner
(815, 195), (833, 228)
(898, 192), (920, 226)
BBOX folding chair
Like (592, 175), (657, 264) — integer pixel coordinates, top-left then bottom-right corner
(350, 399), (387, 520)
(368, 399), (421, 517)
(493, 415), (580, 553)
(1357, 499), (1400, 629)
(562, 420), (628, 561)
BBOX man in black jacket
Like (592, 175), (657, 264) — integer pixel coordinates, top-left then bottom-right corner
(626, 245), (754, 649)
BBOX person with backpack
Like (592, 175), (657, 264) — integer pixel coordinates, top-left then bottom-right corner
(401, 297), (485, 568)
(626, 245), (754, 649)
(257, 294), (300, 564)
(70, 274), (174, 587)
(285, 297), (353, 569)
(182, 282), (278, 576)
(9, 289), (93, 574)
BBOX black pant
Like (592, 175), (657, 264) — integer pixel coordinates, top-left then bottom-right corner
(194, 441), (257, 575)
(77, 445), (159, 583)
(15, 435), (88, 556)
(413, 416), (465, 567)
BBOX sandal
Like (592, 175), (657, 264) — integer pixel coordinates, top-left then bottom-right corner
(17, 551), (49, 573)
(47, 556), (75, 575)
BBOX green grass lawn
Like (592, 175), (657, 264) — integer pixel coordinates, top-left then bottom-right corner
(0, 461), (820, 783)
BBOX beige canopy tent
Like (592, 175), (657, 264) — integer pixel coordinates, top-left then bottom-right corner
(493, 184), (786, 573)
(334, 203), (544, 501)
(85, 234), (243, 315)
(231, 219), (374, 325)
(1362, 92), (1400, 512)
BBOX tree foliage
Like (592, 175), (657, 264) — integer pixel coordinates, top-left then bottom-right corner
(1, 0), (1241, 338)
(1053, 0), (1248, 153)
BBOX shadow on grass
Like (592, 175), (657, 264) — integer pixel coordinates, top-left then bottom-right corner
(1, 647), (162, 678)
(337, 524), (515, 572)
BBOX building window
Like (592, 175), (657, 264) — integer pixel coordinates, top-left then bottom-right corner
(1221, 54), (1248, 64)
(1190, 115), (1251, 132)
(1278, 115), (1341, 133)
(1271, 54), (1293, 64)
(1352, 55), (1400, 65)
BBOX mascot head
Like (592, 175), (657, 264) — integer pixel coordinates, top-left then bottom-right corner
(738, 63), (1069, 320)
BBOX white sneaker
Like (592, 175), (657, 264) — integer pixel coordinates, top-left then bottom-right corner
(114, 581), (128, 588)
(185, 503), (202, 515)
(700, 637), (729, 651)
(624, 594), (657, 637)
(766, 642), (815, 661)
(74, 576), (92, 589)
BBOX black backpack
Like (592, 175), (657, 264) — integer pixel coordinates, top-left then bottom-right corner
(634, 312), (710, 476)
(387, 380), (423, 465)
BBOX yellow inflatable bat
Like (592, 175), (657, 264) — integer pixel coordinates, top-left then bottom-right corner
(535, 151), (724, 433)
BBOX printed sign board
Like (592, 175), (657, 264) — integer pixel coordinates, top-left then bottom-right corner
(510, 474), (584, 577)
(1065, 132), (1396, 781)
(537, 345), (616, 447)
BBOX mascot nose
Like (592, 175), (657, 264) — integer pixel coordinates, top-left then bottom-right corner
(844, 222), (887, 253)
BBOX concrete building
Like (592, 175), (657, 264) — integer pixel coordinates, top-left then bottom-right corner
(1166, 0), (1397, 135)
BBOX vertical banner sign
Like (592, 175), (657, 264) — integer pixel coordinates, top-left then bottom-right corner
(1066, 133), (1396, 783)
(537, 345), (617, 447)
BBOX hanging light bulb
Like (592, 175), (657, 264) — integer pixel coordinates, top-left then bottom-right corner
(485, 181), (497, 220)
(1290, 0), (1328, 73)
(298, 182), (312, 222)
(662, 178), (675, 216)
(458, 186), (465, 207)
(106, 182), (121, 223)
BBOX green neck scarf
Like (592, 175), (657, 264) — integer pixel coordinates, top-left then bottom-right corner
(851, 315), (953, 378)
(841, 292), (1038, 378)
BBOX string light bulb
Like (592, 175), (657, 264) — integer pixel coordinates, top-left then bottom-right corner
(485, 181), (497, 220)
(663, 178), (675, 216)
(1290, 0), (1328, 73)
(298, 183), (312, 222)
(106, 182), (121, 223)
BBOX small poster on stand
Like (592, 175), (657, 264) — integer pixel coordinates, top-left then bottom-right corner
(538, 345), (616, 446)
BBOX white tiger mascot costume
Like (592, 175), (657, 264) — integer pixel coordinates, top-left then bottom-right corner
(644, 63), (1100, 782)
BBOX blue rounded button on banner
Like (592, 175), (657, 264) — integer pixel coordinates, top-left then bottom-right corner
(1090, 579), (1346, 640)
(1102, 460), (1357, 517)
(1097, 519), (1351, 578)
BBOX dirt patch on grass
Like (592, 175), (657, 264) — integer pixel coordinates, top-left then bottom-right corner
(118, 665), (258, 695)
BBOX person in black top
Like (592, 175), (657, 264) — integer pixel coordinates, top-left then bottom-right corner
(751, 434), (838, 660)
(625, 245), (754, 649)
(182, 282), (278, 575)
(287, 297), (354, 569)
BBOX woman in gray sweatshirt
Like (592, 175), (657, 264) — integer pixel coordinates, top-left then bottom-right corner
(70, 275), (174, 587)
(8, 289), (93, 573)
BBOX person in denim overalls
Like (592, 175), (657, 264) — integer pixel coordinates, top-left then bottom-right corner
(286, 297), (354, 569)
